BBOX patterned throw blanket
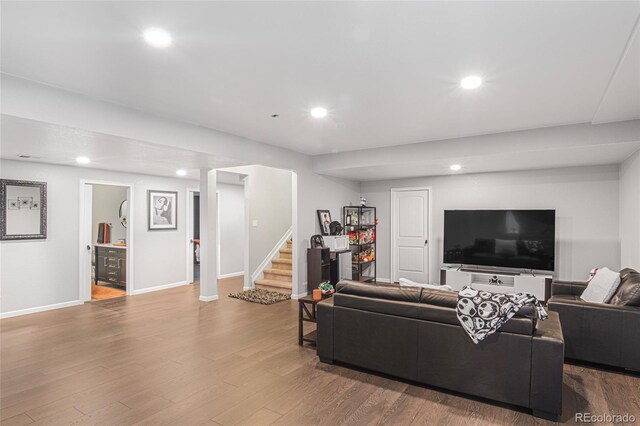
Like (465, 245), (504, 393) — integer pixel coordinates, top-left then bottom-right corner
(456, 286), (548, 344)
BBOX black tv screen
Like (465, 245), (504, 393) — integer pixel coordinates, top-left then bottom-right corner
(443, 210), (555, 271)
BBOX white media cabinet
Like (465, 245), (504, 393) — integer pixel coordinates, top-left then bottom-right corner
(444, 267), (552, 301)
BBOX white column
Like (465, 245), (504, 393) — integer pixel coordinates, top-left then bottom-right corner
(199, 168), (219, 301)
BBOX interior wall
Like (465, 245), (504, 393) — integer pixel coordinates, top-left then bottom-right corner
(361, 165), (621, 283)
(217, 183), (244, 276)
(620, 149), (640, 270)
(0, 159), (198, 315)
(0, 75), (367, 297)
(91, 184), (127, 244)
(223, 165), (292, 276)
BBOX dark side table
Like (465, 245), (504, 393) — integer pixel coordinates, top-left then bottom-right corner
(298, 295), (331, 346)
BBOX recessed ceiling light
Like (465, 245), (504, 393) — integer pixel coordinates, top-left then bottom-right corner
(143, 28), (172, 48)
(271, 114), (280, 118)
(311, 107), (328, 118)
(76, 156), (91, 164)
(176, 169), (187, 176)
(460, 75), (482, 90)
(450, 164), (462, 171)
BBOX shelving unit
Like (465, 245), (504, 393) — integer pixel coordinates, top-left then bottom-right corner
(343, 206), (376, 283)
(307, 247), (331, 290)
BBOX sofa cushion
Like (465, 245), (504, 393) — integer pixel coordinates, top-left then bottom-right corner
(610, 268), (640, 306)
(580, 267), (621, 303)
(336, 281), (421, 303)
(419, 287), (458, 308)
(333, 293), (536, 336)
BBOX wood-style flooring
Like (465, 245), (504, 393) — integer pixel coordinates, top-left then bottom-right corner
(1, 277), (639, 425)
(91, 284), (126, 301)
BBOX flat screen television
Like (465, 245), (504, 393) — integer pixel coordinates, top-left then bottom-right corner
(443, 209), (555, 271)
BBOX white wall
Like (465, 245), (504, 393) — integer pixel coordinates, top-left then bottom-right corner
(223, 165), (293, 275)
(0, 159), (198, 315)
(91, 184), (127, 244)
(620, 149), (640, 270)
(361, 165), (621, 283)
(218, 183), (245, 276)
(0, 75), (366, 297)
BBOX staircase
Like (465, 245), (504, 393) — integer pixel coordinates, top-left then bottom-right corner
(254, 239), (292, 294)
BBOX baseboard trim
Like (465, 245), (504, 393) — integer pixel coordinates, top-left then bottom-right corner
(376, 277), (392, 283)
(132, 281), (187, 295)
(1, 300), (83, 319)
(199, 295), (219, 302)
(291, 291), (308, 300)
(218, 271), (244, 279)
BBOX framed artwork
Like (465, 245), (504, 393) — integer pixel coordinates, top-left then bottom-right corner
(148, 190), (177, 230)
(317, 209), (332, 236)
(0, 179), (47, 240)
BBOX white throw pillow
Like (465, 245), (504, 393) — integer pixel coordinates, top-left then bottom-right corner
(398, 278), (453, 292)
(580, 267), (621, 304)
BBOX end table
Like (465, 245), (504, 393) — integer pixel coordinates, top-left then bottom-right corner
(298, 294), (330, 346)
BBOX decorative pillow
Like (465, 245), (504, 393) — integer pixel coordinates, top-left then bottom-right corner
(580, 267), (621, 304)
(610, 268), (640, 306)
(398, 278), (453, 292)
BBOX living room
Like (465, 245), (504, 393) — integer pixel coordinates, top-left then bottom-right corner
(1, 1), (639, 425)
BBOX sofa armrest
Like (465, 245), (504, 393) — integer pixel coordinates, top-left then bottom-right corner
(551, 279), (588, 297)
(316, 297), (334, 363)
(530, 311), (564, 419)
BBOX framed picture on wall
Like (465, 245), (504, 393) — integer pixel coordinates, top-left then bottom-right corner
(317, 209), (332, 236)
(0, 179), (47, 240)
(148, 190), (177, 230)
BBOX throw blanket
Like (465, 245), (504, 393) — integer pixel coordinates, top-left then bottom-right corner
(456, 286), (548, 344)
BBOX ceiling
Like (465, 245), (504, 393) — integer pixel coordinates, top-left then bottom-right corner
(321, 139), (640, 181)
(0, 115), (243, 180)
(2, 1), (639, 156)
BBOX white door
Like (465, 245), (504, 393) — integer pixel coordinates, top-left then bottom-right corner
(392, 189), (429, 283)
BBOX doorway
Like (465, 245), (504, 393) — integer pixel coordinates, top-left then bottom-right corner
(79, 181), (133, 301)
(186, 189), (201, 284)
(391, 188), (431, 284)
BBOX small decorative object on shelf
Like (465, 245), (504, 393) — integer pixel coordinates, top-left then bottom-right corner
(312, 289), (322, 301)
(360, 196), (367, 207)
(318, 281), (335, 296)
(343, 205), (376, 283)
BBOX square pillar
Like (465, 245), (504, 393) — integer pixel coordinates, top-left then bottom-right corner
(199, 168), (218, 301)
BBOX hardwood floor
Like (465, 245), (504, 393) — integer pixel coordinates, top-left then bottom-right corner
(1, 277), (639, 425)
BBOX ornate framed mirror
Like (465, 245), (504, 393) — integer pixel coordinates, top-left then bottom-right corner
(0, 179), (47, 240)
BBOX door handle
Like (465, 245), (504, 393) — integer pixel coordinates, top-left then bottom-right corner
(424, 239), (428, 245)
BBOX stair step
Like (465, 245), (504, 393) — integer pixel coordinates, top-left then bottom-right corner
(279, 248), (292, 259)
(264, 268), (292, 282)
(271, 258), (292, 270)
(264, 268), (292, 276)
(286, 240), (292, 249)
(255, 279), (292, 294)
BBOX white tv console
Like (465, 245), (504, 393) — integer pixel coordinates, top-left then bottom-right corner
(444, 266), (552, 301)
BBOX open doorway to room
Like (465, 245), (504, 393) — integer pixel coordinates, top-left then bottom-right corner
(79, 182), (132, 301)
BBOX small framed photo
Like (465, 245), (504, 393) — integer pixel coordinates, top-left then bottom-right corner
(148, 190), (178, 230)
(317, 210), (332, 236)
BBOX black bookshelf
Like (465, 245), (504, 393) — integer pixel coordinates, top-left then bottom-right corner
(343, 206), (376, 283)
